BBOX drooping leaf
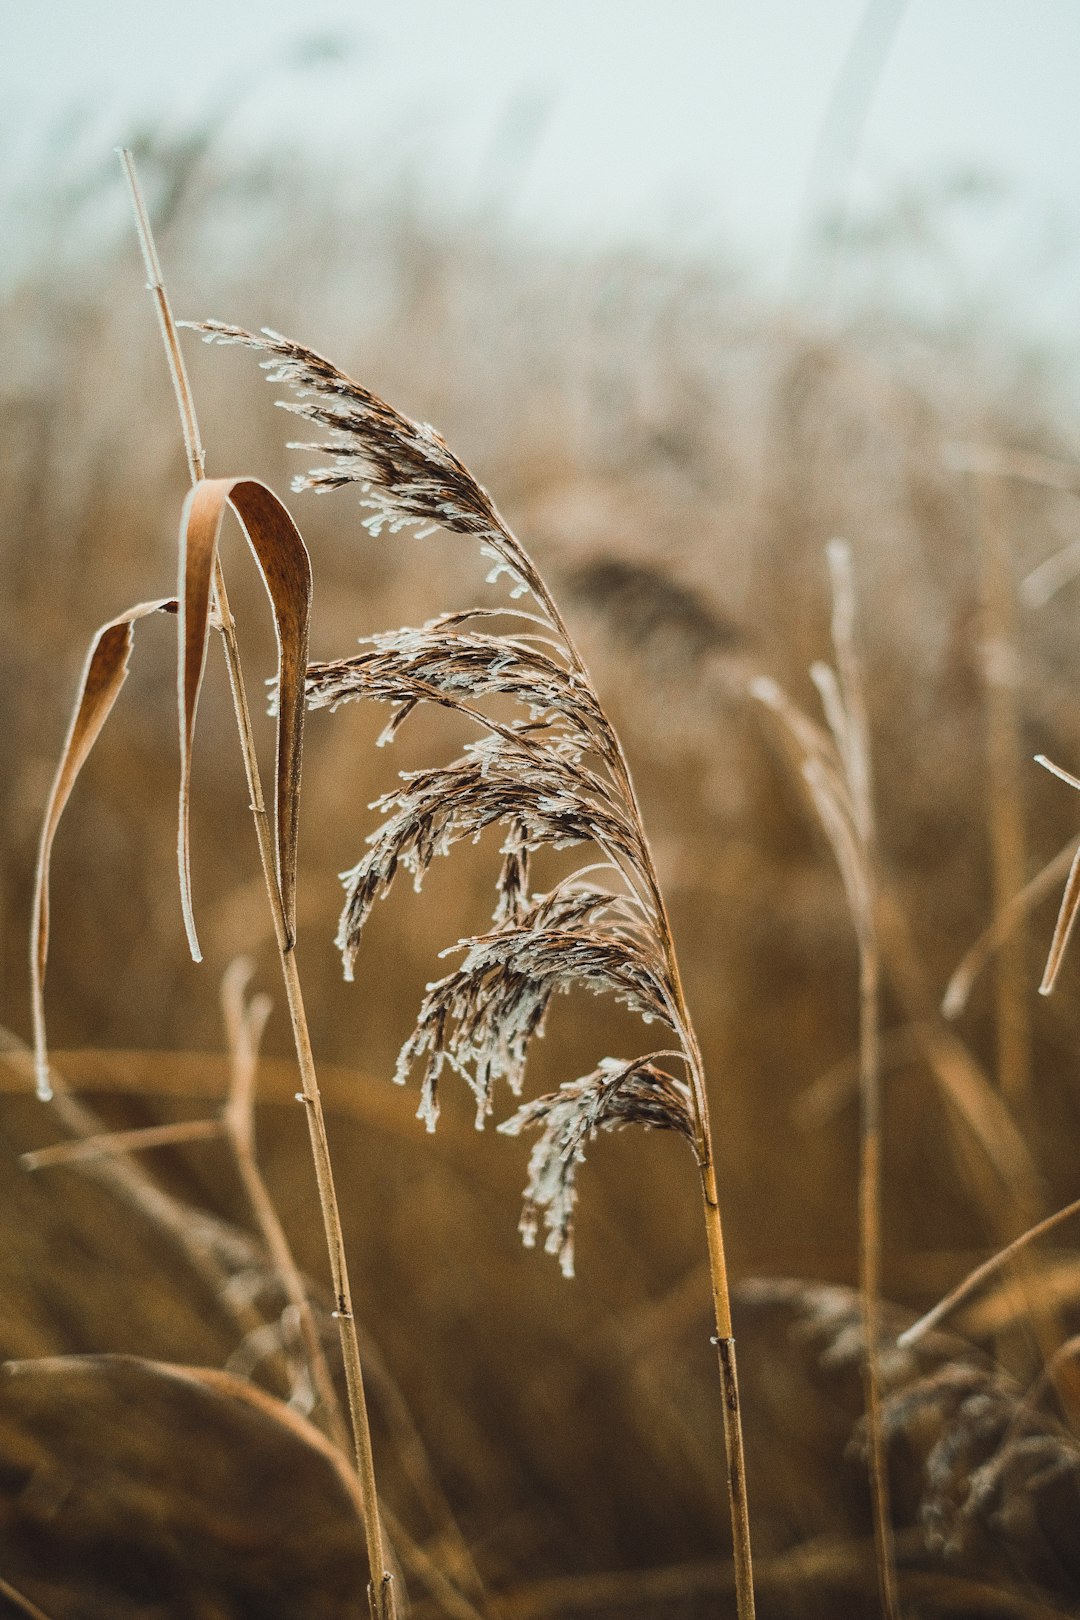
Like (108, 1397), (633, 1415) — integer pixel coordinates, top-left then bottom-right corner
(31, 599), (177, 1101)
(177, 477), (312, 960)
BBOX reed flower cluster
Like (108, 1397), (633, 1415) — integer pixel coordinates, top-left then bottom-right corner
(194, 317), (758, 1616)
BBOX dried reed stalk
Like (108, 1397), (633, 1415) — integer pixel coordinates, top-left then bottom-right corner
(971, 469), (1032, 1109)
(218, 958), (349, 1454)
(568, 547), (1045, 1248)
(116, 152), (397, 1620)
(745, 1277), (1080, 1616)
(753, 539), (899, 1619)
(14, 1011), (488, 1620)
(1034, 756), (1080, 996)
(217, 962), (486, 1620)
(899, 1195), (1080, 1348)
(190, 318), (758, 1618)
(942, 836), (1080, 1021)
(0, 1576), (55, 1620)
(2, 1027), (279, 1357)
(21, 1117), (224, 1171)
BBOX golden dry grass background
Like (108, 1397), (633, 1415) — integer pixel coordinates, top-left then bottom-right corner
(3, 134), (1080, 1616)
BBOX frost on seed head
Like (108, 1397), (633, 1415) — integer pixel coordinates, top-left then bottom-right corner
(193, 316), (708, 1279)
(499, 1056), (694, 1277)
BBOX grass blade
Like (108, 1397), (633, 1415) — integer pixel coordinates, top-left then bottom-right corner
(178, 477), (312, 958)
(31, 598), (177, 1101)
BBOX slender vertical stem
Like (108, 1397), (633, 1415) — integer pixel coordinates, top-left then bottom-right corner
(0, 1574), (55, 1620)
(973, 469), (1031, 1110)
(757, 542), (898, 1617)
(117, 149), (207, 486)
(119, 151), (397, 1620)
(600, 765), (755, 1612)
(858, 931), (900, 1620)
(522, 561), (757, 1618)
(699, 1155), (756, 1619)
(657, 898), (756, 1620)
(567, 679), (756, 1615)
(831, 537), (898, 1620)
(221, 967), (351, 1456)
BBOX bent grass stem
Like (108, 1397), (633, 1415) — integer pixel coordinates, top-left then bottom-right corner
(119, 149), (396, 1620)
(534, 578), (756, 1618)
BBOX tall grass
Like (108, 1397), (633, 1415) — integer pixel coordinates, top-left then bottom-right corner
(183, 312), (758, 1613)
(7, 132), (1080, 1617)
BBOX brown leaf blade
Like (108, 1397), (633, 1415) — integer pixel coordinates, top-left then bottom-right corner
(178, 478), (312, 959)
(1040, 844), (1080, 995)
(31, 599), (177, 1101)
(1035, 756), (1080, 995)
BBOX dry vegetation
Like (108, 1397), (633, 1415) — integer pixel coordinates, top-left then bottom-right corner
(3, 130), (1080, 1617)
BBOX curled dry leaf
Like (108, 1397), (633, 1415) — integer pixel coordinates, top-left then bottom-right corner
(31, 599), (178, 1102)
(499, 1055), (694, 1277)
(178, 477), (312, 960)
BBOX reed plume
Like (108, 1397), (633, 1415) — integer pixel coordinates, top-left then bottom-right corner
(752, 540), (899, 1619)
(742, 1277), (1080, 1607)
(192, 318), (758, 1618)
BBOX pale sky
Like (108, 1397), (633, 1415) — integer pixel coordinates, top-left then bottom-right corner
(3, 2), (1080, 331)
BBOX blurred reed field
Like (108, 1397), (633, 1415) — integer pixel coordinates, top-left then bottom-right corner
(5, 126), (1080, 1618)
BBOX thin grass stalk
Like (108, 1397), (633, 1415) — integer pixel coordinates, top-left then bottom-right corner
(972, 469), (1032, 1110)
(524, 578), (757, 1619)
(858, 939), (898, 1620)
(20, 1118), (224, 1171)
(825, 541), (898, 1620)
(2, 1028), (267, 1330)
(579, 719), (754, 1611)
(524, 594), (756, 1610)
(219, 960), (350, 1457)
(898, 1194), (1080, 1347)
(876, 894), (1044, 1224)
(942, 835), (1080, 1020)
(628, 876), (753, 1615)
(20, 994), (328, 1421)
(219, 971), (490, 1619)
(870, 915), (1062, 1372)
(13, 1027), (488, 1619)
(378, 1509), (488, 1620)
(118, 151), (397, 1620)
(361, 1341), (492, 1616)
(0, 1575), (55, 1620)
(8, 1024), (320, 1415)
(1035, 756), (1080, 993)
(753, 541), (898, 1618)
